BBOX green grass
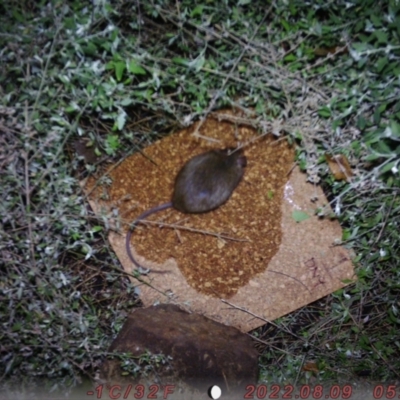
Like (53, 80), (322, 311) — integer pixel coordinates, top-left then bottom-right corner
(1, 0), (400, 394)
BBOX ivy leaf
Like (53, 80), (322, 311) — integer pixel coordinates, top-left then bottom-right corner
(389, 120), (400, 139)
(374, 30), (388, 44)
(114, 61), (125, 81)
(188, 54), (205, 72)
(292, 210), (310, 223)
(128, 61), (146, 75)
(106, 134), (120, 154)
(376, 56), (388, 73)
(190, 5), (204, 17)
(380, 161), (398, 174)
(173, 57), (189, 66)
(318, 106), (331, 118)
(116, 111), (126, 131)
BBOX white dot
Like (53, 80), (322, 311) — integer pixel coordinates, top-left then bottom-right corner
(209, 385), (222, 399)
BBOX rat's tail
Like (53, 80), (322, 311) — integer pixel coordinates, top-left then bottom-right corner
(125, 202), (173, 274)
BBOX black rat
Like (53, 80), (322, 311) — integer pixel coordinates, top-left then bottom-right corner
(126, 148), (247, 274)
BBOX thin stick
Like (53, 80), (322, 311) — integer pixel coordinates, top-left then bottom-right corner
(374, 194), (396, 244)
(371, 343), (400, 379)
(219, 298), (307, 342)
(128, 219), (250, 243)
(267, 269), (311, 293)
(23, 150), (36, 268)
(93, 260), (173, 298)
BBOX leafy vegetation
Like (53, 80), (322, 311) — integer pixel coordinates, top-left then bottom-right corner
(1, 0), (399, 395)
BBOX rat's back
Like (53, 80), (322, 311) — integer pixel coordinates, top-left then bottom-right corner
(172, 149), (246, 213)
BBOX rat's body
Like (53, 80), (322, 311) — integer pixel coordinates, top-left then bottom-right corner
(126, 148), (247, 273)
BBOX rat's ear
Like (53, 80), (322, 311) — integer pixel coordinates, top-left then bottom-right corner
(239, 154), (247, 168)
(218, 147), (237, 156)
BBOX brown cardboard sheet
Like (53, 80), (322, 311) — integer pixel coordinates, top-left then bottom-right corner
(83, 110), (355, 332)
